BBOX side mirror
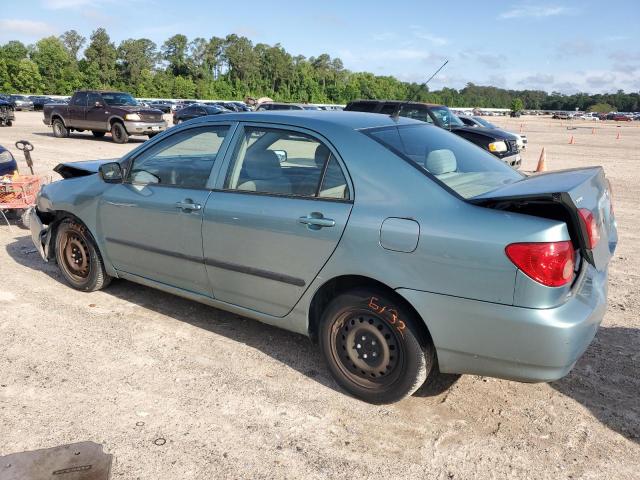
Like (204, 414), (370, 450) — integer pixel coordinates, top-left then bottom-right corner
(94, 101), (103, 108)
(99, 162), (123, 183)
(272, 150), (287, 163)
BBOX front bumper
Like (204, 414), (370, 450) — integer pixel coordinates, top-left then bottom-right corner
(397, 263), (608, 382)
(30, 208), (50, 261)
(123, 120), (167, 135)
(500, 152), (521, 169)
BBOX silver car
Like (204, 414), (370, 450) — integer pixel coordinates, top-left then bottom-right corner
(30, 111), (618, 404)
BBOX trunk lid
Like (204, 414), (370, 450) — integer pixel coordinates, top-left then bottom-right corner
(472, 167), (617, 271)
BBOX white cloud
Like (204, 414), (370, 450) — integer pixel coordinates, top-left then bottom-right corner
(0, 19), (55, 36)
(499, 4), (573, 19)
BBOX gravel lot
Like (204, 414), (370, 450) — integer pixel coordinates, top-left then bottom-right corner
(1, 112), (639, 479)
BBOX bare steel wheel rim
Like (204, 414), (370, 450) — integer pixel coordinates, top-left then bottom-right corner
(330, 310), (405, 388)
(60, 231), (91, 281)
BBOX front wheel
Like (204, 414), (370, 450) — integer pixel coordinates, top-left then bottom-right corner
(54, 219), (111, 292)
(111, 122), (129, 144)
(319, 288), (435, 404)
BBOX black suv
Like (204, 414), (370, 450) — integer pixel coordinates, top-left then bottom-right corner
(345, 100), (521, 168)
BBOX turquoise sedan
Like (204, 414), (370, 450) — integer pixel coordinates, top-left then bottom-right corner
(30, 111), (617, 404)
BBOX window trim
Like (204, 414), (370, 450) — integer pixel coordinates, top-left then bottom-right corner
(122, 123), (236, 190)
(214, 122), (354, 203)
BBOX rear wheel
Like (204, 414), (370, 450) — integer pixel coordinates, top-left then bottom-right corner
(92, 131), (105, 138)
(111, 122), (129, 144)
(52, 119), (69, 138)
(319, 288), (434, 404)
(54, 219), (111, 292)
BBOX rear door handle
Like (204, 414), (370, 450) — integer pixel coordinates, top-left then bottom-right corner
(298, 213), (335, 229)
(175, 201), (202, 211)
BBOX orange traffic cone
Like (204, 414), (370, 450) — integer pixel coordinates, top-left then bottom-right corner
(519, 123), (523, 133)
(592, 128), (595, 135)
(616, 131), (621, 140)
(536, 147), (547, 172)
(569, 135), (575, 144)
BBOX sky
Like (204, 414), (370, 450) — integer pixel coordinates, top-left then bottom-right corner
(1, 0), (639, 94)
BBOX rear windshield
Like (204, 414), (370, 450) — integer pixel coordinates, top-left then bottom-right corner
(365, 124), (523, 199)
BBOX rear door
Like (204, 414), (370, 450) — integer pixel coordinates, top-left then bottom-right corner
(68, 92), (88, 128)
(202, 123), (353, 316)
(99, 124), (234, 295)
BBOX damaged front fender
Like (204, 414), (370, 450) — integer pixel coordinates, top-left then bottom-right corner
(29, 208), (53, 261)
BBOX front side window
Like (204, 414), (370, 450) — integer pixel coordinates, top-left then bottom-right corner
(399, 105), (434, 124)
(224, 126), (349, 199)
(128, 125), (230, 188)
(72, 92), (87, 106)
(366, 124), (522, 199)
(102, 92), (138, 106)
(87, 93), (102, 106)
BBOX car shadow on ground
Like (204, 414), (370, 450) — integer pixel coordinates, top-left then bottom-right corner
(31, 132), (147, 143)
(5, 234), (638, 427)
(550, 325), (640, 444)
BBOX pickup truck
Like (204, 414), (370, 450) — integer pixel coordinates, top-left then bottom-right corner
(43, 90), (167, 143)
(345, 100), (521, 168)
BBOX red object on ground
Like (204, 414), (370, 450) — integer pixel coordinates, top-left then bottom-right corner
(0, 175), (42, 209)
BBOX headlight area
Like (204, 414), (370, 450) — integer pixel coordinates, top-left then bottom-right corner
(124, 113), (141, 121)
(488, 141), (508, 153)
(0, 150), (15, 163)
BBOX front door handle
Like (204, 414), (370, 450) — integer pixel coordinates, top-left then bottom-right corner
(175, 200), (202, 211)
(298, 213), (335, 229)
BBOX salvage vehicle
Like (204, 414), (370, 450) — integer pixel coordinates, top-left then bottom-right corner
(9, 94), (34, 111)
(30, 96), (55, 111)
(30, 111), (617, 404)
(173, 103), (230, 124)
(0, 145), (18, 176)
(0, 98), (15, 127)
(147, 100), (176, 113)
(458, 115), (527, 149)
(345, 100), (521, 168)
(43, 90), (167, 143)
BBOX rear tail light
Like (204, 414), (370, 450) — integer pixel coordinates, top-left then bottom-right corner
(505, 241), (575, 287)
(578, 208), (600, 249)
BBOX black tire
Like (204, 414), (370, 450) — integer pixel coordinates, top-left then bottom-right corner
(319, 288), (435, 404)
(54, 219), (111, 292)
(110, 122), (129, 144)
(52, 118), (69, 138)
(92, 130), (106, 138)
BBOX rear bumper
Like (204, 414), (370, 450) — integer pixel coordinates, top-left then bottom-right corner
(123, 120), (167, 135)
(397, 264), (608, 382)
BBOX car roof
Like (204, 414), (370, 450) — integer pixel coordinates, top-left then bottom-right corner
(349, 99), (444, 108)
(188, 110), (423, 131)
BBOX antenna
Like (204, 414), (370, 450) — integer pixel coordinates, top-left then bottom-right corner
(392, 59), (448, 120)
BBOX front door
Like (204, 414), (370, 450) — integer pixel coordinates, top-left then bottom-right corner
(98, 124), (233, 295)
(85, 92), (109, 131)
(203, 124), (353, 316)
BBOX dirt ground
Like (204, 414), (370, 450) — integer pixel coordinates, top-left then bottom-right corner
(0, 112), (638, 479)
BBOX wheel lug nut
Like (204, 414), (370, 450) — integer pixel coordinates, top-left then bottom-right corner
(363, 354), (368, 359)
(372, 352), (377, 357)
(361, 336), (366, 341)
(372, 340), (376, 346)
(356, 343), (361, 349)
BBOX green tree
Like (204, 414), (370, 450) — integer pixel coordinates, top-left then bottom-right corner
(117, 38), (157, 89)
(60, 30), (85, 60)
(162, 34), (189, 76)
(83, 28), (117, 87)
(511, 97), (524, 113)
(12, 59), (43, 93)
(31, 36), (79, 94)
(587, 102), (614, 113)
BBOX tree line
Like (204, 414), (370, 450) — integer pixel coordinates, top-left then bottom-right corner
(1, 28), (638, 112)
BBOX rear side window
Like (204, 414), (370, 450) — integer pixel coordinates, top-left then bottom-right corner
(366, 124), (522, 199)
(346, 101), (379, 112)
(72, 92), (87, 106)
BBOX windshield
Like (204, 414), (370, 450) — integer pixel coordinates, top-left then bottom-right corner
(473, 117), (496, 129)
(366, 124), (523, 199)
(429, 106), (465, 128)
(102, 92), (138, 106)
